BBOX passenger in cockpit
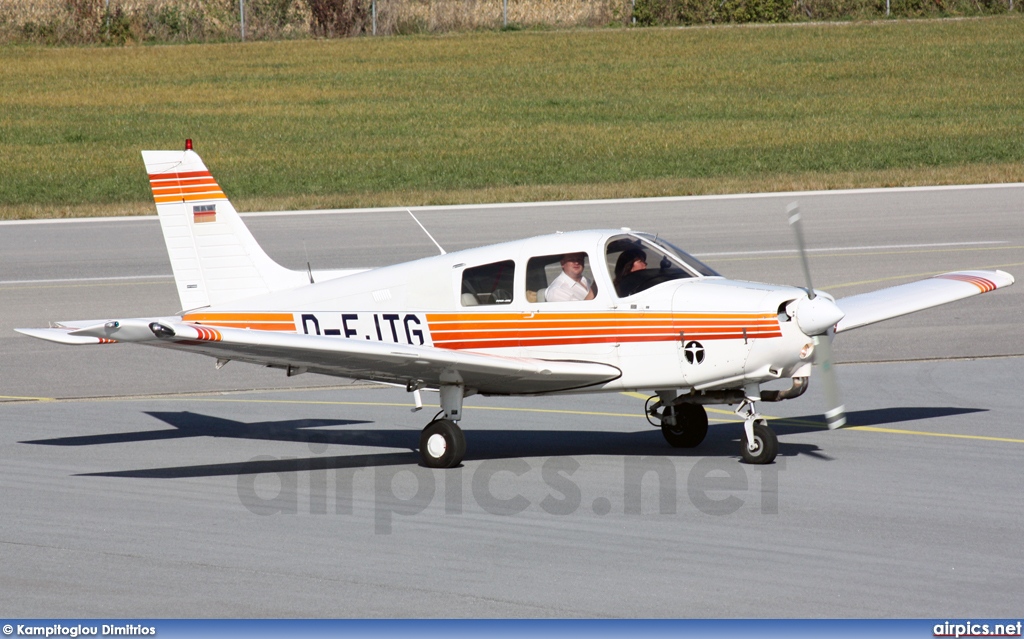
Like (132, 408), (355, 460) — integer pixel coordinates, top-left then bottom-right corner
(545, 252), (596, 301)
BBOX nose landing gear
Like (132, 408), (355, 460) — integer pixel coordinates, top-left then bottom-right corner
(648, 391), (779, 464)
(736, 399), (778, 464)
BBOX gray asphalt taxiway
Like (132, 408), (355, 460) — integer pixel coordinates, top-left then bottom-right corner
(1, 185), (1022, 616)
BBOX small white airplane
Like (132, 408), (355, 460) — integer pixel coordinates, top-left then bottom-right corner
(17, 142), (1015, 468)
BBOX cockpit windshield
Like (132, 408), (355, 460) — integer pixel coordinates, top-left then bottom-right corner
(634, 233), (720, 278)
(606, 233), (720, 298)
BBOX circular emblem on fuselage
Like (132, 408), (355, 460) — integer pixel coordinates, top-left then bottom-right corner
(684, 341), (705, 365)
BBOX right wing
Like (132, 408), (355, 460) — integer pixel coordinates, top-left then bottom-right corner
(834, 270), (1014, 333)
(16, 318), (622, 395)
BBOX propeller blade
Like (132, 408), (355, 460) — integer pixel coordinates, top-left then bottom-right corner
(788, 202), (846, 429)
(814, 333), (846, 429)
(787, 202), (816, 299)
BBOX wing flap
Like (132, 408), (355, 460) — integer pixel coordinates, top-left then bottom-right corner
(834, 269), (1014, 333)
(151, 322), (621, 394)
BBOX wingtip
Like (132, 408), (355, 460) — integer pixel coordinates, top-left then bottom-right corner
(15, 327), (115, 345)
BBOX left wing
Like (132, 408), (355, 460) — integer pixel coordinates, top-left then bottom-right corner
(16, 318), (621, 395)
(835, 269), (1014, 333)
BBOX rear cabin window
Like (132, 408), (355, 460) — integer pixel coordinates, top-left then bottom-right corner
(461, 260), (515, 306)
(525, 253), (596, 303)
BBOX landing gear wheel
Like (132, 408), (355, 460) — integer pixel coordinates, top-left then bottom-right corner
(419, 419), (466, 469)
(740, 419), (778, 464)
(661, 403), (709, 448)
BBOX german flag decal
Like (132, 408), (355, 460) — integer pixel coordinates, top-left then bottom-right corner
(193, 204), (216, 223)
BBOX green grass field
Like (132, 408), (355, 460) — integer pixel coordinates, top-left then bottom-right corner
(2, 16), (1023, 219)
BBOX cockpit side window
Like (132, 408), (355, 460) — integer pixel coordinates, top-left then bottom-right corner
(606, 235), (707, 298)
(461, 260), (515, 306)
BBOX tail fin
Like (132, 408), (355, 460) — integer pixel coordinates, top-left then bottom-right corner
(142, 145), (308, 311)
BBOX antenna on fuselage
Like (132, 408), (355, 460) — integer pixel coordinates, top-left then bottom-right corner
(407, 208), (446, 255)
(303, 241), (314, 284)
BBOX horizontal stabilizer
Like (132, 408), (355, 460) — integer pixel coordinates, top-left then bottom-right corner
(15, 317), (180, 345)
(14, 327), (117, 346)
(835, 270), (1014, 333)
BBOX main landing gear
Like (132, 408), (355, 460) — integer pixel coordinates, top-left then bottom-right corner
(648, 391), (709, 449)
(418, 383), (468, 469)
(420, 418), (465, 468)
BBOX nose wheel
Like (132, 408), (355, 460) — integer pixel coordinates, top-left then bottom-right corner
(737, 401), (778, 464)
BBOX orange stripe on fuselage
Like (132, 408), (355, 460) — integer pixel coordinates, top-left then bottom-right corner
(425, 311), (781, 350)
(183, 312), (296, 332)
(178, 310), (782, 349)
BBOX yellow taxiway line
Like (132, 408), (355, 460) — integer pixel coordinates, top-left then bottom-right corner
(5, 389), (1021, 445)
(0, 395), (55, 402)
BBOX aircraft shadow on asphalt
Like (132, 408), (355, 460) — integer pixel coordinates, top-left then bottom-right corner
(770, 406), (987, 434)
(17, 405), (985, 479)
(21, 412), (373, 447)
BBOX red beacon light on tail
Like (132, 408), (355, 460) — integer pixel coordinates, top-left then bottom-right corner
(185, 139), (193, 151)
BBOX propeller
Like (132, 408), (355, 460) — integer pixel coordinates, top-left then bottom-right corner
(787, 203), (847, 429)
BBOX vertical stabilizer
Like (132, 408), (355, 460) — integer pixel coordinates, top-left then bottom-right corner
(142, 146), (306, 311)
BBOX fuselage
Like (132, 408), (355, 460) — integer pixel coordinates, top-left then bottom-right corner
(183, 230), (819, 394)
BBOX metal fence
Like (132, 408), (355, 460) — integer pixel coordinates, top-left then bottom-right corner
(0, 0), (1017, 44)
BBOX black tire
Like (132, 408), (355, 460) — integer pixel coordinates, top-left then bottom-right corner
(419, 419), (466, 469)
(740, 419), (778, 464)
(661, 403), (709, 448)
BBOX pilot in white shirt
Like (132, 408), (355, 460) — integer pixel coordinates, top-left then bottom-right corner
(545, 252), (595, 301)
